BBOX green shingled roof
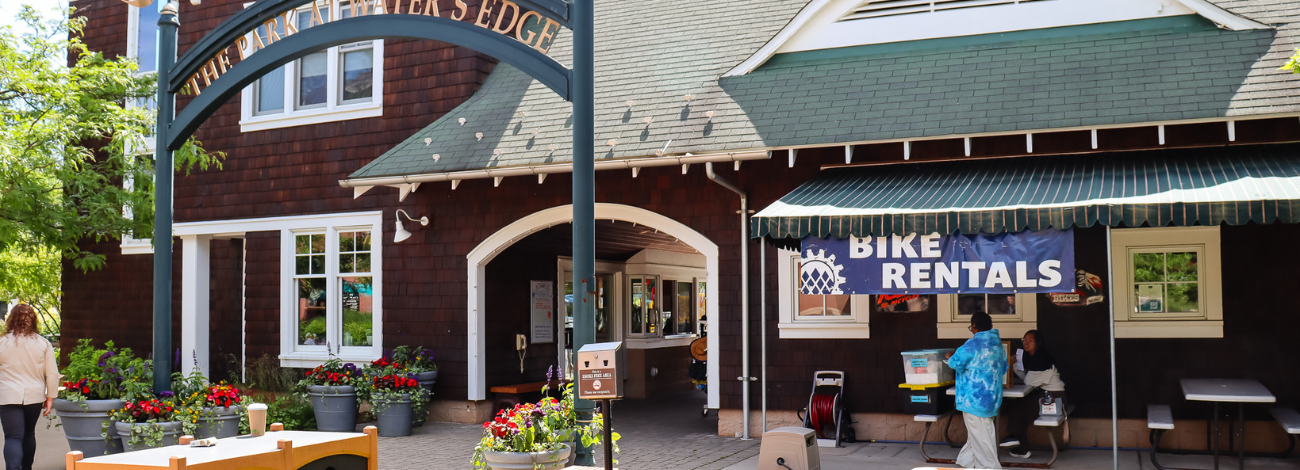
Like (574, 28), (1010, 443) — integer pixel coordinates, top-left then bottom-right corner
(348, 0), (1300, 181)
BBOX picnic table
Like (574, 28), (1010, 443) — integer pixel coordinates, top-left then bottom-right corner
(66, 426), (378, 470)
(920, 384), (1061, 468)
(1179, 378), (1276, 470)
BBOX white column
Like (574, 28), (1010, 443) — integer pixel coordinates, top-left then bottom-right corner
(181, 234), (212, 378)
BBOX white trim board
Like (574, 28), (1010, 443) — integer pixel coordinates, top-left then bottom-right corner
(466, 203), (721, 409)
(174, 211), (384, 236)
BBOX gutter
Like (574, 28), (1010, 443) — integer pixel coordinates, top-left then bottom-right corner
(338, 150), (772, 188)
(705, 161), (755, 440)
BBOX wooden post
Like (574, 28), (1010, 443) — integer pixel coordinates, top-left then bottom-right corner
(168, 456), (187, 470)
(64, 451), (83, 470)
(270, 423), (285, 432)
(178, 435), (194, 445)
(278, 439), (294, 470)
(364, 426), (379, 470)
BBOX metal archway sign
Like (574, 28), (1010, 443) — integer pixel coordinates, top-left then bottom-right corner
(148, 0), (597, 461)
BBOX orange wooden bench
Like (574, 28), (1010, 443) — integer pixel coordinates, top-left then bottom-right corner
(489, 381), (568, 413)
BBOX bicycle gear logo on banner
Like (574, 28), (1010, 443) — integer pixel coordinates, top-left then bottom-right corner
(800, 249), (846, 295)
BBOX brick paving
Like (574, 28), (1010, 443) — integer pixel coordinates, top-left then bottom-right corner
(377, 391), (759, 470)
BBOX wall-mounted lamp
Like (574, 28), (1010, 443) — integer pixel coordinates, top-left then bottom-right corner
(394, 209), (429, 243)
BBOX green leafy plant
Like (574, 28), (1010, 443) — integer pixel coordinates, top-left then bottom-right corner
(390, 345), (437, 372)
(106, 397), (177, 449)
(58, 340), (146, 402)
(239, 393), (315, 433)
(0, 6), (223, 274)
(171, 357), (248, 437)
(471, 369), (618, 469)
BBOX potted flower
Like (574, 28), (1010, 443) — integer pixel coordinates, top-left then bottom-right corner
(471, 379), (619, 469)
(391, 345), (438, 392)
(366, 349), (435, 428)
(52, 340), (147, 456)
(110, 397), (182, 451)
(172, 364), (247, 440)
(367, 374), (422, 437)
(296, 356), (360, 432)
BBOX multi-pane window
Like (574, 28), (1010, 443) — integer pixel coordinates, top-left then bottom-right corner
(294, 233), (328, 345)
(293, 231), (375, 347)
(794, 259), (856, 320)
(1132, 251), (1199, 315)
(338, 231), (374, 347)
(629, 276), (658, 336)
(242, 1), (382, 130)
(955, 293), (1018, 316)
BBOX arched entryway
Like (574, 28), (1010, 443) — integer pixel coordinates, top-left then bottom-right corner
(466, 203), (719, 409)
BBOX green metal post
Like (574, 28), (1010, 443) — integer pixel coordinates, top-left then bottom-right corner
(571, 0), (596, 465)
(153, 1), (179, 393)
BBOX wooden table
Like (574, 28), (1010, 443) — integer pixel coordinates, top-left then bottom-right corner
(66, 426), (378, 470)
(1180, 378), (1275, 470)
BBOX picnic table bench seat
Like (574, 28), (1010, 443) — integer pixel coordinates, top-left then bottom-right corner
(1148, 404), (1176, 470)
(1271, 407), (1300, 435)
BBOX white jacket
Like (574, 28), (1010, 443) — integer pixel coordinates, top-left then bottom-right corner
(0, 334), (59, 405)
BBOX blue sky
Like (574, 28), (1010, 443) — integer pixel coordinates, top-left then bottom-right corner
(2, 0), (71, 32)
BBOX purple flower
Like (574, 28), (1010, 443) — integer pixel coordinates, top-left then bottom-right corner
(173, 348), (181, 366)
(98, 351), (115, 367)
(106, 368), (117, 374)
(159, 391), (174, 398)
(128, 364), (134, 375)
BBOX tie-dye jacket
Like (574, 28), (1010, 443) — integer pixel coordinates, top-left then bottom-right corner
(947, 329), (1006, 418)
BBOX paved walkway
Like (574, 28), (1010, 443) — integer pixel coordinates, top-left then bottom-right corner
(379, 390), (759, 470)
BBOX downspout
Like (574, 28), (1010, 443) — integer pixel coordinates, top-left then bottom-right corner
(760, 240), (767, 434)
(706, 162), (752, 440)
(1106, 226), (1119, 470)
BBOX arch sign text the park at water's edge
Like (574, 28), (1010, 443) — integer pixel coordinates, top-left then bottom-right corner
(182, 0), (562, 96)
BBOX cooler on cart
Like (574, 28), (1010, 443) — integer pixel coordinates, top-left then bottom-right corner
(899, 349), (955, 415)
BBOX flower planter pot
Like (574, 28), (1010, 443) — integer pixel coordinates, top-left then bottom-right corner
(53, 398), (123, 456)
(416, 370), (438, 392)
(308, 385), (359, 432)
(194, 406), (243, 439)
(480, 445), (572, 470)
(372, 393), (413, 437)
(114, 421), (182, 452)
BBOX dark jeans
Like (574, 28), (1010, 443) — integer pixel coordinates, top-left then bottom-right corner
(1006, 390), (1067, 445)
(0, 403), (41, 470)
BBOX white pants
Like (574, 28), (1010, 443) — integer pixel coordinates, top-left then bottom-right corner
(957, 412), (1001, 469)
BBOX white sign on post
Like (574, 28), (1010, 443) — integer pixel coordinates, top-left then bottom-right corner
(530, 281), (555, 343)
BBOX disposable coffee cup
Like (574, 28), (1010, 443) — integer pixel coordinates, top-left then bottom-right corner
(248, 403), (269, 436)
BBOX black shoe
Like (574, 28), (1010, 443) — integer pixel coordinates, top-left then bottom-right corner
(998, 436), (1020, 448)
(1009, 447), (1032, 459)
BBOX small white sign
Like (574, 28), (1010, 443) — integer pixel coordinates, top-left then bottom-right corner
(530, 281), (555, 343)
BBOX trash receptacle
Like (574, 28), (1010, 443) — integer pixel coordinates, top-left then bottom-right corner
(757, 427), (821, 470)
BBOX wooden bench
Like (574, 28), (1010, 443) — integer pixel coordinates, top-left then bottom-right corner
(1148, 404), (1176, 470)
(490, 381), (568, 413)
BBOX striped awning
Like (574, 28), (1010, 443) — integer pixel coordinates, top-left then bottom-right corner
(752, 144), (1300, 239)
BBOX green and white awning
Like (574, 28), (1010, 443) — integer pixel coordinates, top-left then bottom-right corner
(753, 144), (1300, 239)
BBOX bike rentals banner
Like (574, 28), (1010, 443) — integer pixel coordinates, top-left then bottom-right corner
(800, 229), (1075, 295)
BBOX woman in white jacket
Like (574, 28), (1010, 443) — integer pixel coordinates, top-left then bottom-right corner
(0, 304), (59, 470)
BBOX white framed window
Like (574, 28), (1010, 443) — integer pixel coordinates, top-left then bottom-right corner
(121, 5), (160, 255)
(777, 248), (871, 339)
(279, 215), (383, 367)
(1110, 227), (1222, 338)
(935, 292), (1038, 339)
(239, 1), (383, 132)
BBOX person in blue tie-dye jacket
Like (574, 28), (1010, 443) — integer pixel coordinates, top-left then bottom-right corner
(945, 311), (1007, 469)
